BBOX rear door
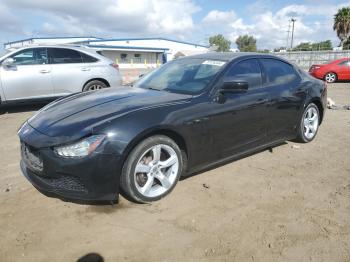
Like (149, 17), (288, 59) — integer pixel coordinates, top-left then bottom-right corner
(0, 48), (53, 100)
(259, 58), (304, 141)
(48, 48), (91, 96)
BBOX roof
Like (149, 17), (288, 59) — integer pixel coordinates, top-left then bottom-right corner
(86, 37), (209, 48)
(87, 44), (169, 52)
(184, 52), (287, 62)
(5, 36), (100, 45)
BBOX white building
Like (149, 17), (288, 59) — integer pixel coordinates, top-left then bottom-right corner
(4, 36), (100, 49)
(4, 36), (209, 69)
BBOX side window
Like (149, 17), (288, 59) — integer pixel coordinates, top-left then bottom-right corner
(80, 52), (98, 63)
(225, 59), (262, 89)
(260, 59), (300, 86)
(49, 48), (83, 64)
(10, 48), (48, 66)
(338, 60), (350, 66)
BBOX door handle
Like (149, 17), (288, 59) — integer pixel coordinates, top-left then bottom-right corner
(39, 69), (50, 74)
(81, 68), (91, 71)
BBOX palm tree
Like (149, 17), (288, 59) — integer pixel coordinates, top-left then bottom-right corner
(334, 7), (350, 48)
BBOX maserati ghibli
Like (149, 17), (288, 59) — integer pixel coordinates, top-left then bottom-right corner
(18, 53), (327, 203)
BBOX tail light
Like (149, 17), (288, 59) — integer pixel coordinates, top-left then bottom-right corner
(110, 63), (119, 71)
(309, 65), (321, 72)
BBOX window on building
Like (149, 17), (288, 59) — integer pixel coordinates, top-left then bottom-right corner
(120, 53), (127, 60)
(134, 54), (141, 58)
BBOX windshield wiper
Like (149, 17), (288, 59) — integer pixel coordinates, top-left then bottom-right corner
(147, 87), (162, 91)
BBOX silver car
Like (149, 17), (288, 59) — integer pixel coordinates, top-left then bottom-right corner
(0, 45), (122, 104)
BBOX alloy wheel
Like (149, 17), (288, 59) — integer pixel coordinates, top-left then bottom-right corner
(325, 73), (336, 83)
(134, 144), (179, 198)
(303, 107), (319, 140)
(87, 84), (103, 91)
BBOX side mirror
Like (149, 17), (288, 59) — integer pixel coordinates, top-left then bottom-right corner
(2, 57), (15, 67)
(221, 79), (249, 93)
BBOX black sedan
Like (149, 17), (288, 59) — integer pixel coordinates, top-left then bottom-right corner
(18, 53), (327, 203)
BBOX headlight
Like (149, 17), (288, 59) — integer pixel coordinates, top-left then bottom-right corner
(54, 135), (106, 158)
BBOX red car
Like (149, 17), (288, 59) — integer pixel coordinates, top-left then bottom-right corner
(309, 58), (350, 83)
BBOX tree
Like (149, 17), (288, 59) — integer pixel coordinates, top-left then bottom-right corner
(235, 35), (257, 52)
(292, 42), (312, 51)
(333, 7), (350, 48)
(274, 47), (286, 52)
(311, 40), (332, 50)
(208, 34), (231, 52)
(343, 38), (350, 49)
(292, 40), (333, 51)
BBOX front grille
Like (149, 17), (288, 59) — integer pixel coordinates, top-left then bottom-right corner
(48, 175), (88, 193)
(27, 169), (88, 193)
(21, 143), (43, 173)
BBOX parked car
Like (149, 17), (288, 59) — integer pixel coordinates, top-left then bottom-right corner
(309, 58), (350, 83)
(0, 45), (122, 105)
(18, 53), (327, 204)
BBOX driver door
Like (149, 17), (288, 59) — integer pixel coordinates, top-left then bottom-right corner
(205, 58), (270, 160)
(0, 48), (53, 101)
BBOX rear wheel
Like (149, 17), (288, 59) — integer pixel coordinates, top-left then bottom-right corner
(120, 135), (183, 203)
(83, 80), (107, 92)
(296, 103), (320, 143)
(324, 72), (337, 83)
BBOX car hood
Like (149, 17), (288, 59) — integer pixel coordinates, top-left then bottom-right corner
(28, 87), (192, 139)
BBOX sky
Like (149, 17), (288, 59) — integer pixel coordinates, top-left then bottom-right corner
(0, 0), (349, 50)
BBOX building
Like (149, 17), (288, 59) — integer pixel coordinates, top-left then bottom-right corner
(4, 36), (209, 69)
(4, 36), (100, 49)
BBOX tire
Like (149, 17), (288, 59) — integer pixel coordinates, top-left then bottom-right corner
(296, 103), (320, 143)
(324, 72), (337, 83)
(82, 80), (108, 92)
(120, 135), (183, 203)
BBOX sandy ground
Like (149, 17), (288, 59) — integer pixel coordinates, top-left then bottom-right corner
(0, 83), (349, 262)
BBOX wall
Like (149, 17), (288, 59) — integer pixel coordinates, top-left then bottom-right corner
(274, 50), (350, 70)
(101, 50), (159, 64)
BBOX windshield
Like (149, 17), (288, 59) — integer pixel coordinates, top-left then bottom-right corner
(135, 58), (226, 94)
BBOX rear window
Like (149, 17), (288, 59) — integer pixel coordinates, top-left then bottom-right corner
(49, 48), (83, 64)
(81, 52), (98, 63)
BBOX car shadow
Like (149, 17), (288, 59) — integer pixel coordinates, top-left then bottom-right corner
(180, 141), (288, 181)
(54, 141), (289, 206)
(0, 103), (48, 114)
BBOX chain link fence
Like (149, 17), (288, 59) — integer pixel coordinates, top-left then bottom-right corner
(273, 50), (350, 70)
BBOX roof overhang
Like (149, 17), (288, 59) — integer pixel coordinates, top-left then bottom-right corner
(87, 44), (169, 53)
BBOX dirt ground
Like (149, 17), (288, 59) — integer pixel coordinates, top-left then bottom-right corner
(0, 83), (349, 262)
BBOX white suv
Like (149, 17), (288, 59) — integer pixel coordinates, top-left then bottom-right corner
(0, 45), (122, 105)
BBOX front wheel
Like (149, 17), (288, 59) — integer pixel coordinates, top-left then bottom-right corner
(120, 135), (183, 203)
(83, 80), (107, 92)
(296, 103), (320, 143)
(324, 72), (337, 83)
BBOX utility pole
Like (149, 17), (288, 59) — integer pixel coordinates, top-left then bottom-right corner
(286, 20), (291, 51)
(290, 18), (296, 50)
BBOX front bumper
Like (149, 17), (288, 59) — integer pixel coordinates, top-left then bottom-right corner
(18, 123), (123, 202)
